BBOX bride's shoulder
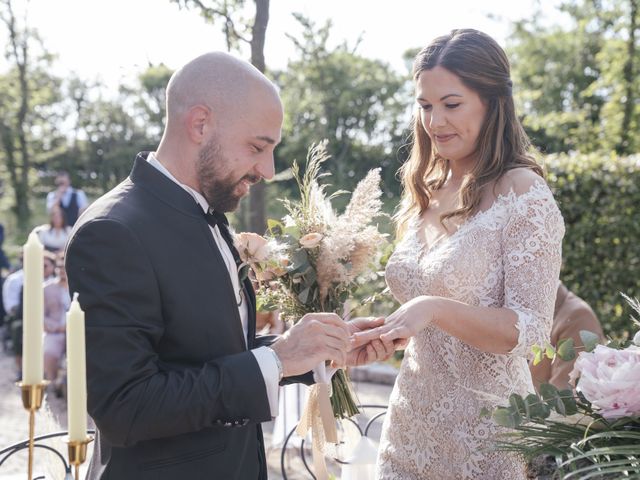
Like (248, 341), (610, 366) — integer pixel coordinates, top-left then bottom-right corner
(494, 167), (548, 198)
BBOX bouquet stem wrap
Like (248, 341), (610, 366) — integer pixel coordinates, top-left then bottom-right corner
(296, 382), (338, 480)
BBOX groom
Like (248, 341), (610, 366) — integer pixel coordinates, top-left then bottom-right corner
(65, 52), (392, 480)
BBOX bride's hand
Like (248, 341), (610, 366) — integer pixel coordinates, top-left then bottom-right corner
(351, 296), (439, 348)
(342, 317), (396, 367)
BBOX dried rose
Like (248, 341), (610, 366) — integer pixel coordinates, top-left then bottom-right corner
(234, 232), (270, 263)
(299, 232), (323, 249)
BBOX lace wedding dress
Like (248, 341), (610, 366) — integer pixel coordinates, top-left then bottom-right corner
(377, 180), (565, 479)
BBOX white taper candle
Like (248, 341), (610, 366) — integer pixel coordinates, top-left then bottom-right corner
(22, 233), (44, 385)
(66, 293), (88, 442)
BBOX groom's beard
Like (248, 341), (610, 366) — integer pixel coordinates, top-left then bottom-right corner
(197, 139), (260, 213)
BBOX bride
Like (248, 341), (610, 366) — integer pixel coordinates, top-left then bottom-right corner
(353, 29), (565, 479)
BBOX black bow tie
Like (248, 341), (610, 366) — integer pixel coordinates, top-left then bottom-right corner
(203, 209), (240, 265)
(204, 209), (229, 229)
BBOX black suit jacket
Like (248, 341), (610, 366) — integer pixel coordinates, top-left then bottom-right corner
(66, 153), (310, 480)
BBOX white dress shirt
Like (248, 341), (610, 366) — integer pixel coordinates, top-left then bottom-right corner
(46, 187), (88, 212)
(147, 154), (280, 417)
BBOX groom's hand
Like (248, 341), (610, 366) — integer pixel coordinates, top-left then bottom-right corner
(270, 313), (350, 377)
(343, 317), (396, 367)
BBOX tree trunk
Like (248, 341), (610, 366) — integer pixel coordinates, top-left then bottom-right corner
(618, 0), (637, 154)
(1, 0), (32, 228)
(16, 40), (31, 227)
(247, 0), (270, 234)
(0, 125), (29, 229)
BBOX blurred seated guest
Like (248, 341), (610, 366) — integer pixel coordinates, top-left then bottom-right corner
(1, 252), (56, 379)
(43, 250), (56, 280)
(529, 282), (605, 391)
(46, 171), (88, 226)
(0, 223), (10, 273)
(44, 253), (70, 391)
(0, 223), (9, 328)
(2, 252), (23, 378)
(32, 205), (72, 252)
(2, 251), (23, 319)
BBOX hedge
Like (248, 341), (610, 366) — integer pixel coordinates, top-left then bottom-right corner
(546, 152), (640, 340)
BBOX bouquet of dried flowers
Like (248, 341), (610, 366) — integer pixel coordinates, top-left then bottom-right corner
(485, 294), (640, 479)
(234, 140), (387, 419)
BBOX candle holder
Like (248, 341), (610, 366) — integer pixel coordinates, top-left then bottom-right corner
(17, 381), (49, 480)
(65, 435), (94, 480)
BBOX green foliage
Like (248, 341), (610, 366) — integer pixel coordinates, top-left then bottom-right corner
(508, 0), (640, 155)
(124, 63), (173, 139)
(273, 14), (409, 204)
(0, 6), (66, 226)
(547, 152), (640, 340)
(489, 333), (640, 478)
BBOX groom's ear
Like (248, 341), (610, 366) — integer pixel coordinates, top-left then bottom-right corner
(185, 104), (213, 144)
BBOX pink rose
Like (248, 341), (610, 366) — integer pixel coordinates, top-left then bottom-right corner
(234, 232), (270, 263)
(570, 344), (640, 420)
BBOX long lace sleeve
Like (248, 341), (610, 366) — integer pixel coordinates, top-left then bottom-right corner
(503, 181), (565, 358)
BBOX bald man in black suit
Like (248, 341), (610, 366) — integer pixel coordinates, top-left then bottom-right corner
(66, 52), (391, 480)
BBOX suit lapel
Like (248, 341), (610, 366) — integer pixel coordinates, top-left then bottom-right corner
(131, 153), (251, 350)
(243, 277), (257, 348)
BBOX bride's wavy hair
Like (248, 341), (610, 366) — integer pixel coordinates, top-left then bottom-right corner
(394, 29), (543, 236)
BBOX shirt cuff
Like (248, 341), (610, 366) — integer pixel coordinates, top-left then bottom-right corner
(251, 346), (280, 418)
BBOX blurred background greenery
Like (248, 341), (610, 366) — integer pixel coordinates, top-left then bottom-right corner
(1, 0), (638, 340)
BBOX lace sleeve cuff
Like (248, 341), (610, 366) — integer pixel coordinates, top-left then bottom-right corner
(508, 309), (551, 358)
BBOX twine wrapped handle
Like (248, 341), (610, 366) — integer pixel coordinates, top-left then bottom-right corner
(296, 382), (338, 480)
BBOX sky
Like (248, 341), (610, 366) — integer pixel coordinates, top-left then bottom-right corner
(5, 0), (565, 87)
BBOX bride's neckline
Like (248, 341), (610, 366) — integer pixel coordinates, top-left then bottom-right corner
(412, 180), (546, 255)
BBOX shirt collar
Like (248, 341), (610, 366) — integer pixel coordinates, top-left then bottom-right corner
(146, 152), (211, 214)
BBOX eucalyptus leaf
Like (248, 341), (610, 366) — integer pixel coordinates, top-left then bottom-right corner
(238, 264), (250, 282)
(525, 393), (551, 419)
(556, 338), (576, 361)
(539, 383), (560, 404)
(532, 345), (544, 366)
(302, 266), (317, 286)
(492, 407), (521, 428)
(557, 389), (578, 416)
(298, 287), (310, 304)
(545, 341), (556, 359)
(290, 249), (309, 271)
(284, 225), (300, 238)
(579, 330), (601, 352)
(267, 218), (284, 235)
(509, 394), (527, 416)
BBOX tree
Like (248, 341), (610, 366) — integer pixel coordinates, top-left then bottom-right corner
(0, 0), (63, 228)
(56, 68), (166, 195)
(614, 0), (638, 154)
(507, 0), (639, 154)
(273, 15), (408, 210)
(79, 95), (155, 192)
(124, 63), (174, 141)
(171, 0), (271, 233)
